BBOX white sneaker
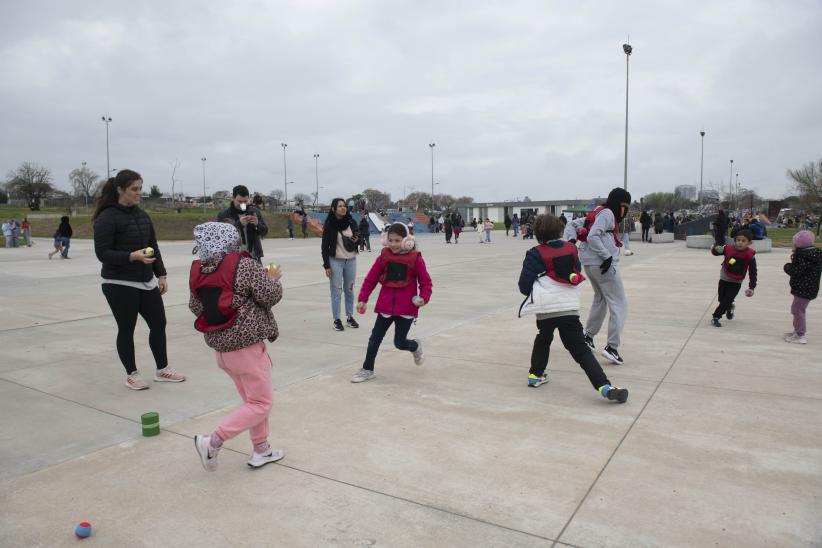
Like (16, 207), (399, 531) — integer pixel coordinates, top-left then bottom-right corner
(784, 332), (797, 340)
(785, 334), (808, 345)
(125, 372), (149, 390)
(247, 448), (285, 468)
(412, 339), (424, 365)
(350, 369), (375, 383)
(194, 434), (220, 472)
(624, 249), (634, 256)
(155, 368), (186, 382)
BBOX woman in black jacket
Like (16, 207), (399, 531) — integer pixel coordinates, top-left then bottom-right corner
(321, 198), (359, 331)
(93, 169), (185, 390)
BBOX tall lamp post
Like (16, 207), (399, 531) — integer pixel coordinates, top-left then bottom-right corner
(201, 157), (207, 213)
(313, 153), (320, 208)
(428, 143), (436, 210)
(699, 130), (706, 204)
(729, 159), (734, 210)
(622, 42), (632, 190)
(101, 115), (112, 177)
(281, 143), (288, 207)
(81, 161), (88, 210)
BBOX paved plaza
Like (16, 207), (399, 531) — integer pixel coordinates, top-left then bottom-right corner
(0, 233), (820, 547)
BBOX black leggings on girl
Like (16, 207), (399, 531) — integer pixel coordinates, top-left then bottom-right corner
(102, 284), (168, 374)
(362, 315), (418, 371)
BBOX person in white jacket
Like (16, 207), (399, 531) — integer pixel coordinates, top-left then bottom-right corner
(519, 214), (628, 403)
(563, 188), (632, 365)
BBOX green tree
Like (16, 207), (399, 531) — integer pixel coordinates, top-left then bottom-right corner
(149, 185), (163, 199)
(641, 192), (690, 211)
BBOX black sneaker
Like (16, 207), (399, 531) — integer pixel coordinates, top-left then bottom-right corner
(606, 386), (629, 403)
(711, 317), (722, 328)
(346, 316), (359, 329)
(584, 332), (595, 349)
(601, 345), (624, 365)
(726, 304), (735, 320)
(333, 319), (344, 331)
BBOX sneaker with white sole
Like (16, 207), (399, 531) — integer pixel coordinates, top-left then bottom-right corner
(785, 334), (808, 345)
(584, 332), (595, 349)
(601, 345), (624, 365)
(247, 448), (285, 468)
(194, 434), (220, 472)
(125, 372), (149, 390)
(155, 368), (186, 382)
(528, 373), (549, 387)
(624, 249), (634, 256)
(412, 340), (424, 365)
(350, 369), (375, 383)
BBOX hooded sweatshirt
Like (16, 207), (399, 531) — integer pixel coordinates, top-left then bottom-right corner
(563, 187), (632, 267)
(188, 222), (282, 353)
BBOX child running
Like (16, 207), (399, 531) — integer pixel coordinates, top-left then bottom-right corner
(189, 222), (284, 471)
(710, 229), (757, 327)
(518, 214), (628, 403)
(783, 230), (822, 344)
(351, 222), (432, 383)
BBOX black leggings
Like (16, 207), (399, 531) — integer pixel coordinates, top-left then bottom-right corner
(362, 315), (418, 371)
(102, 284), (168, 374)
(641, 226), (650, 241)
(713, 280), (741, 319)
(530, 315), (610, 390)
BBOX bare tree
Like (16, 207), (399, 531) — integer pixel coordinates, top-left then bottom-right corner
(787, 159), (822, 235)
(5, 162), (55, 209)
(361, 188), (392, 211)
(293, 193), (312, 210)
(69, 165), (100, 205)
(169, 159), (181, 205)
(269, 189), (284, 207)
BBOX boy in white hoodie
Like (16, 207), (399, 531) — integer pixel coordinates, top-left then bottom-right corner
(519, 214), (628, 403)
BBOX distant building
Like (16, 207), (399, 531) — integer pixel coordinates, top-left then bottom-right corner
(675, 185), (697, 201)
(455, 199), (596, 223)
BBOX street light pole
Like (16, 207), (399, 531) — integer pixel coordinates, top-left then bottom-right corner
(622, 42), (632, 190)
(81, 161), (88, 210)
(201, 157), (207, 213)
(429, 143), (436, 210)
(729, 159), (734, 210)
(281, 143), (288, 208)
(101, 115), (112, 177)
(314, 153), (320, 208)
(699, 130), (706, 204)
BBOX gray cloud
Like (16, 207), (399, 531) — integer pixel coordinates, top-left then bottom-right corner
(1, 0), (820, 202)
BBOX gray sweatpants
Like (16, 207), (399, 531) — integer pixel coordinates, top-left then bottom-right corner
(583, 264), (627, 349)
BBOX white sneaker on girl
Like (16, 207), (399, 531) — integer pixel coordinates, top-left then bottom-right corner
(247, 448), (285, 468)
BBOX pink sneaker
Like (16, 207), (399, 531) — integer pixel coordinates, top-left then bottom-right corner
(125, 372), (149, 390)
(154, 368), (186, 382)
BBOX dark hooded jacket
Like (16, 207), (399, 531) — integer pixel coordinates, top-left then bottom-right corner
(93, 204), (166, 282)
(784, 246), (822, 300)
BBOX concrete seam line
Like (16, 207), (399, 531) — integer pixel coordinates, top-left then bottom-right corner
(156, 426), (558, 544)
(551, 296), (715, 548)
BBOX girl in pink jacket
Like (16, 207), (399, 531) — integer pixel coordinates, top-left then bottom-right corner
(351, 222), (433, 383)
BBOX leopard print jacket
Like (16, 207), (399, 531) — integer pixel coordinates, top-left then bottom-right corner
(189, 255), (282, 353)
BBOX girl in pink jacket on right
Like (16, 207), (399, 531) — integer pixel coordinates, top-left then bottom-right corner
(351, 222), (433, 383)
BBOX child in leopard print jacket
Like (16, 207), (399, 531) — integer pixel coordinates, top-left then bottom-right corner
(189, 222), (285, 472)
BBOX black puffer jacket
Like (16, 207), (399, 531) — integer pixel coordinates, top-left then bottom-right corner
(784, 246), (822, 300)
(93, 204), (166, 282)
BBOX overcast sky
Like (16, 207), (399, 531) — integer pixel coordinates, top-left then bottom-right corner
(1, 0), (820, 203)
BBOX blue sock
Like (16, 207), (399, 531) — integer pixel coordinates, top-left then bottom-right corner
(598, 384), (612, 398)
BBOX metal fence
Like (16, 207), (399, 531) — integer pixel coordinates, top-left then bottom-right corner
(675, 214), (717, 240)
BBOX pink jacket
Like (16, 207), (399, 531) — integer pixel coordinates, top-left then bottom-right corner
(358, 251), (433, 317)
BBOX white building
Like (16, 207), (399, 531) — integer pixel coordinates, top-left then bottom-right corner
(456, 199), (596, 223)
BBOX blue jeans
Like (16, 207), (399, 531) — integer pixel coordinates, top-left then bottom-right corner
(363, 315), (418, 371)
(329, 257), (356, 320)
(485, 229), (491, 242)
(55, 236), (70, 257)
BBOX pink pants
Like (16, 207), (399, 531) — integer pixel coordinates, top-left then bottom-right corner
(791, 296), (810, 337)
(214, 341), (272, 446)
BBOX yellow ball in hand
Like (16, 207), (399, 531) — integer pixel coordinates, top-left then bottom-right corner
(144, 247), (154, 257)
(728, 258), (736, 265)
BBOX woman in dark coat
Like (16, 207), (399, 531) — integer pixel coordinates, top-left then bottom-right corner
(714, 209), (729, 247)
(93, 169), (185, 390)
(321, 198), (360, 331)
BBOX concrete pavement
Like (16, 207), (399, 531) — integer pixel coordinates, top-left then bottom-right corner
(0, 233), (820, 547)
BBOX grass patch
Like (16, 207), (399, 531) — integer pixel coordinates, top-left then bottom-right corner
(766, 227), (821, 248)
(0, 206), (312, 242)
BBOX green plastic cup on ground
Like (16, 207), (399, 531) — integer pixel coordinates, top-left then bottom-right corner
(141, 412), (160, 437)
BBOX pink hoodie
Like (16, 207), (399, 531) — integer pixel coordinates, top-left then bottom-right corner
(358, 250), (433, 317)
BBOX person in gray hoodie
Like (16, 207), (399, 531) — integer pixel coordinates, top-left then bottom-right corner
(563, 187), (632, 365)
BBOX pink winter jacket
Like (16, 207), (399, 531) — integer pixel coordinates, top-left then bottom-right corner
(358, 251), (433, 317)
